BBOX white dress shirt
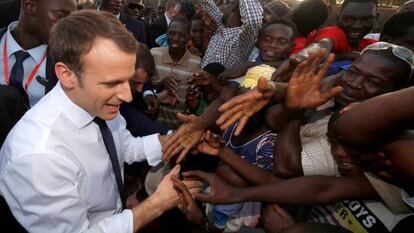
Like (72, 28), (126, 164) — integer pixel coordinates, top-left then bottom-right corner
(165, 13), (171, 27)
(0, 21), (48, 107)
(0, 83), (163, 233)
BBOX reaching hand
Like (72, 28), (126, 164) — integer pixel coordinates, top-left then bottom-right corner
(162, 113), (204, 163)
(158, 90), (178, 106)
(144, 95), (160, 114)
(154, 165), (204, 211)
(158, 76), (179, 97)
(193, 71), (215, 86)
(172, 177), (204, 225)
(197, 131), (225, 156)
(182, 170), (239, 204)
(153, 165), (182, 210)
(185, 80), (201, 111)
(285, 49), (343, 109)
(216, 77), (276, 136)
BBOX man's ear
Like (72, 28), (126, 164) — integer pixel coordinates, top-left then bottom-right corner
(22, 0), (38, 16)
(55, 62), (77, 89)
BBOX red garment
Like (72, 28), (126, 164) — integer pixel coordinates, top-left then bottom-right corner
(290, 26), (377, 55)
(313, 26), (377, 52)
(290, 37), (309, 57)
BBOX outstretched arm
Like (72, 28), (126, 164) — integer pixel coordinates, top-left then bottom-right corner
(162, 85), (239, 163)
(237, 0), (263, 48)
(132, 165), (203, 231)
(334, 86), (414, 148)
(216, 78), (287, 136)
(273, 118), (304, 178)
(197, 131), (281, 185)
(285, 49), (343, 109)
(183, 170), (378, 205)
(198, 0), (225, 27)
(218, 147), (281, 185)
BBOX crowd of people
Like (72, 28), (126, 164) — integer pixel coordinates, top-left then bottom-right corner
(0, 0), (414, 232)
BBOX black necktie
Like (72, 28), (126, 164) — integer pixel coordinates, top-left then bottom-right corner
(9, 50), (30, 96)
(93, 117), (126, 209)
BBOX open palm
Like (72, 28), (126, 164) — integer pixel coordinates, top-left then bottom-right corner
(216, 77), (276, 136)
(286, 49), (343, 109)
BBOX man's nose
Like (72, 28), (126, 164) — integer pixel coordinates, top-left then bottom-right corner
(118, 81), (133, 103)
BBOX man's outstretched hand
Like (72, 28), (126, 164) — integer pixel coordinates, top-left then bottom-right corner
(286, 49), (343, 109)
(172, 177), (204, 225)
(216, 77), (276, 136)
(182, 170), (239, 204)
(162, 113), (204, 163)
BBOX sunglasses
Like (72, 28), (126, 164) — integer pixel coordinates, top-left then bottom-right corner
(362, 42), (414, 69)
(362, 42), (414, 83)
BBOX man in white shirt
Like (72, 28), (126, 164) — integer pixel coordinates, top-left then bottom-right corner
(0, 10), (201, 233)
(0, 0), (76, 107)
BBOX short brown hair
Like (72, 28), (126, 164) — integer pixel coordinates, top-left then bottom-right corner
(49, 10), (137, 77)
(136, 43), (155, 78)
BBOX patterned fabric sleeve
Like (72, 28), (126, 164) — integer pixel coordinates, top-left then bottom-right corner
(200, 0), (224, 28)
(255, 132), (277, 172)
(237, 0), (263, 53)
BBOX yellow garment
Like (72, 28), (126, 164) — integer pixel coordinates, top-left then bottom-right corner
(240, 64), (276, 89)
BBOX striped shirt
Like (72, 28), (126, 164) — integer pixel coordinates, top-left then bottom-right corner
(150, 47), (201, 129)
(200, 0), (263, 69)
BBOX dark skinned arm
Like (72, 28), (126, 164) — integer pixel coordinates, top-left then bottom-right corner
(334, 86), (414, 148)
(273, 118), (304, 178)
(163, 81), (287, 162)
(199, 85), (239, 129)
(186, 171), (378, 205)
(218, 147), (281, 185)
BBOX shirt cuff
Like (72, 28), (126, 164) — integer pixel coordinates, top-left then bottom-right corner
(143, 133), (162, 166)
(143, 90), (155, 97)
(122, 209), (134, 233)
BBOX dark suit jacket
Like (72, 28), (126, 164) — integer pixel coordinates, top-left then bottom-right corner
(120, 102), (170, 137)
(0, 27), (58, 95)
(147, 15), (168, 48)
(0, 85), (27, 147)
(0, 0), (20, 28)
(0, 85), (28, 233)
(120, 12), (147, 45)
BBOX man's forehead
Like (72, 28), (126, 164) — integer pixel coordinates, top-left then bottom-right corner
(341, 2), (377, 17)
(353, 52), (401, 80)
(265, 24), (292, 35)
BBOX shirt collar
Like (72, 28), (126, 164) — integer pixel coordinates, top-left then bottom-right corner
(6, 21), (48, 63)
(51, 82), (95, 129)
(165, 13), (171, 26)
(162, 48), (191, 67)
